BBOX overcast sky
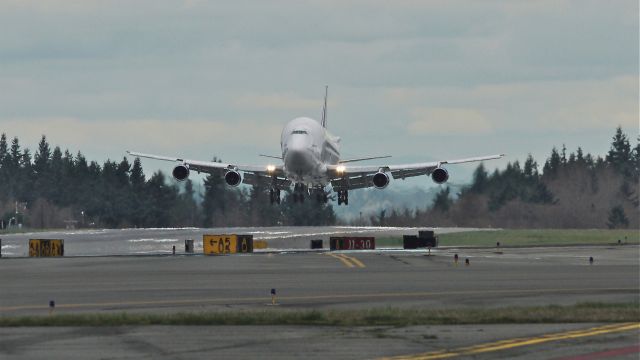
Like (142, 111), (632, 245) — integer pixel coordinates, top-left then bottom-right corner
(0, 0), (637, 185)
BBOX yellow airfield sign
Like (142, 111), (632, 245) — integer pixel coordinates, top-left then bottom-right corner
(29, 239), (65, 257)
(203, 234), (253, 255)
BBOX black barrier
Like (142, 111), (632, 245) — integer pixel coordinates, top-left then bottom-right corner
(310, 239), (323, 249)
(403, 235), (438, 249)
(418, 230), (435, 238)
(185, 239), (194, 253)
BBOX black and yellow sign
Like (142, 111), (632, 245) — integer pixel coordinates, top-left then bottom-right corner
(29, 239), (64, 257)
(203, 234), (253, 255)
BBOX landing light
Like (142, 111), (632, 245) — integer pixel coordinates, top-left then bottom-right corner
(267, 165), (276, 172)
(336, 165), (346, 173)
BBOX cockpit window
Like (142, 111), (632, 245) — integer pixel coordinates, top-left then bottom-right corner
(292, 130), (308, 134)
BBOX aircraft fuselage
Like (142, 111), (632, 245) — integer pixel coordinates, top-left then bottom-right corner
(281, 117), (339, 186)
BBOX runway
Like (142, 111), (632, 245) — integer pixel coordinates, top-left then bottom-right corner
(1, 245), (637, 315)
(1, 229), (638, 359)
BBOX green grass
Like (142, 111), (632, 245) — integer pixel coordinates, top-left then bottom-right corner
(376, 229), (640, 248)
(0, 303), (637, 327)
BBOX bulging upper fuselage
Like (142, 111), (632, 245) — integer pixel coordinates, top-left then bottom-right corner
(281, 117), (340, 185)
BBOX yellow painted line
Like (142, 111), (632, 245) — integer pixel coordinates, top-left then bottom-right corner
(341, 254), (366, 268)
(326, 253), (355, 268)
(381, 322), (640, 360)
(325, 253), (366, 268)
(1, 287), (637, 313)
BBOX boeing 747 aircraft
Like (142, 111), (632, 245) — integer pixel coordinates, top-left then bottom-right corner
(128, 88), (503, 206)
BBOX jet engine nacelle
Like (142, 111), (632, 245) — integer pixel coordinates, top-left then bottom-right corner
(372, 172), (390, 189)
(431, 167), (449, 184)
(224, 170), (242, 187)
(172, 164), (190, 182)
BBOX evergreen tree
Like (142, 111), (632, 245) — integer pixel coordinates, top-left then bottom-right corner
(6, 137), (23, 200)
(606, 205), (629, 229)
(49, 147), (64, 204)
(543, 147), (561, 177)
(632, 136), (640, 181)
(523, 154), (538, 179)
(247, 183), (281, 226)
(0, 133), (7, 165)
(18, 149), (33, 203)
(432, 186), (452, 212)
(33, 135), (52, 201)
(470, 163), (488, 193)
(0, 134), (8, 200)
(576, 147), (585, 164)
(129, 157), (147, 227)
(144, 171), (179, 227)
(280, 189), (335, 226)
(606, 126), (632, 176)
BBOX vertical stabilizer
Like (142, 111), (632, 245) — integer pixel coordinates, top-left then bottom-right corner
(321, 85), (328, 128)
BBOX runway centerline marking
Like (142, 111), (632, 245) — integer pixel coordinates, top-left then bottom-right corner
(380, 323), (640, 360)
(0, 287), (636, 313)
(325, 253), (366, 268)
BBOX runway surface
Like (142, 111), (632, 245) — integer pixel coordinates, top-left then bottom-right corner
(1, 323), (638, 360)
(1, 245), (637, 314)
(1, 228), (638, 359)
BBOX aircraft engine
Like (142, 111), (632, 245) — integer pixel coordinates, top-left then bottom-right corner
(172, 164), (190, 182)
(372, 172), (390, 189)
(431, 167), (449, 184)
(224, 170), (242, 187)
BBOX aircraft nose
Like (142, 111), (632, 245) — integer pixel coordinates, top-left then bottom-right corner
(284, 145), (313, 174)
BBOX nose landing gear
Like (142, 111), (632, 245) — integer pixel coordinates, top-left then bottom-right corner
(292, 183), (307, 204)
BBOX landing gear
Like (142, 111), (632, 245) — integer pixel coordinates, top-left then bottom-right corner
(293, 192), (305, 203)
(337, 190), (349, 206)
(269, 189), (281, 205)
(315, 189), (329, 204)
(293, 184), (307, 204)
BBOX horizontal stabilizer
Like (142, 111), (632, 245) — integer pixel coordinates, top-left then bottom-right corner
(259, 154), (283, 160)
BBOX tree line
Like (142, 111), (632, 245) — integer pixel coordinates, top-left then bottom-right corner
(0, 127), (637, 230)
(0, 135), (335, 229)
(365, 127), (639, 229)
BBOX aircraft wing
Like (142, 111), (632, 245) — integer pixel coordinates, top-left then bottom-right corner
(327, 154), (504, 191)
(126, 151), (291, 189)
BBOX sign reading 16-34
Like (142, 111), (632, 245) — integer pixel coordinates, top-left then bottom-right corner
(203, 234), (253, 255)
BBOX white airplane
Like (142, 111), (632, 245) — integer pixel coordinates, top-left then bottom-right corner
(127, 87), (503, 206)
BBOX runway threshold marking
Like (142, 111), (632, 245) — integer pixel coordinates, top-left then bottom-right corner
(0, 287), (637, 313)
(325, 253), (366, 268)
(380, 322), (640, 360)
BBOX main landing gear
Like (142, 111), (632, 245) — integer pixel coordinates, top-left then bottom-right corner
(315, 189), (329, 204)
(337, 190), (349, 206)
(269, 189), (281, 205)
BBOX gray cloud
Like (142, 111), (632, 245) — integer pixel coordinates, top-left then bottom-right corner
(0, 0), (636, 181)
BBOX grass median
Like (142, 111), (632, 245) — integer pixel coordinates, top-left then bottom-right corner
(1, 302), (638, 327)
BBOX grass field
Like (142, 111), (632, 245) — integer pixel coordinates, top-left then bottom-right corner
(0, 303), (637, 327)
(376, 229), (639, 248)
